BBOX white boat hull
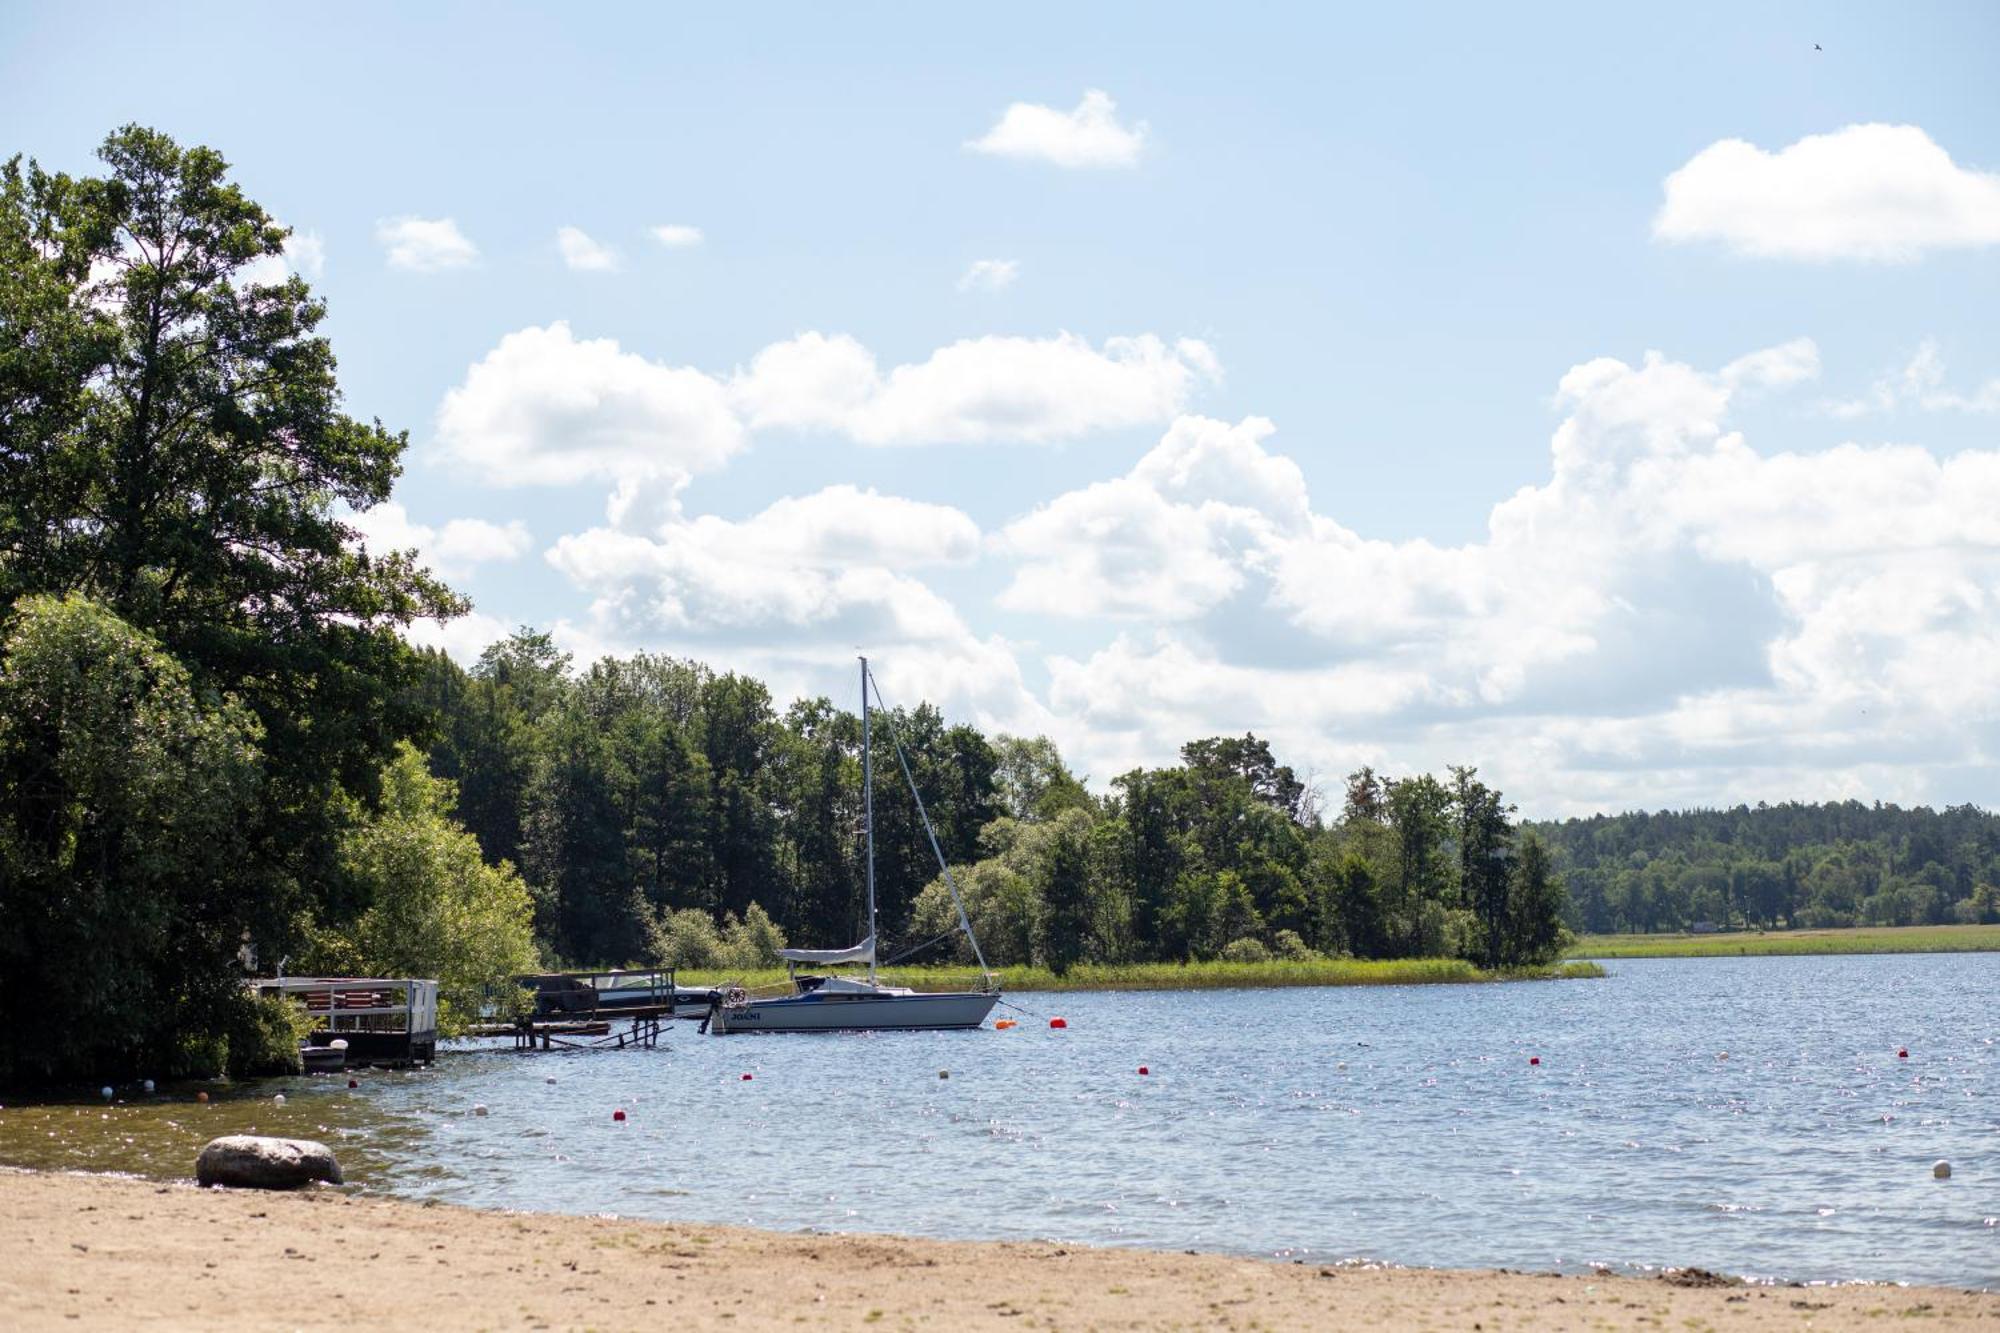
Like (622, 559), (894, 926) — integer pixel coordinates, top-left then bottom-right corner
(710, 989), (998, 1034)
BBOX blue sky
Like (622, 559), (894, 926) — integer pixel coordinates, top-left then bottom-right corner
(5, 2), (1999, 814)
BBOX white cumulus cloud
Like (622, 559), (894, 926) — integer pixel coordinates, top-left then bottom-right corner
(557, 226), (620, 272)
(957, 258), (1019, 293)
(1821, 340), (2000, 418)
(1654, 124), (2000, 262)
(435, 322), (745, 501)
(404, 609), (514, 665)
(376, 216), (479, 271)
(651, 224), (704, 248)
(540, 485), (1049, 737)
(966, 89), (1147, 169)
(990, 335), (2000, 811)
(348, 501), (532, 580)
(732, 330), (1217, 445)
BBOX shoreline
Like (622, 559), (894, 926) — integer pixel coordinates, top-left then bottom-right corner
(1, 1168), (1992, 1330)
(1568, 923), (2000, 960)
(675, 957), (1606, 994)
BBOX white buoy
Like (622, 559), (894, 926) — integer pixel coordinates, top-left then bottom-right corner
(473, 1104), (489, 1117)
(1934, 1160), (1952, 1179)
(273, 1093), (286, 1106)
(141, 1079), (155, 1094)
(100, 1086), (113, 1100)
(546, 1075), (557, 1085)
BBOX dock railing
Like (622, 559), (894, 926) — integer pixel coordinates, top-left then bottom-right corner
(517, 967), (682, 1018)
(248, 976), (440, 1064)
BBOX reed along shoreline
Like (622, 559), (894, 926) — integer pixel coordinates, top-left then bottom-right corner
(675, 956), (1606, 994)
(2, 1168), (1993, 1331)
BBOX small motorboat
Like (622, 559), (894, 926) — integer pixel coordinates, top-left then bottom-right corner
(301, 1040), (348, 1074)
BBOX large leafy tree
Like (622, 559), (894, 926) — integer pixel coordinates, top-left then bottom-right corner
(314, 745), (539, 1034)
(0, 595), (264, 1083)
(0, 126), (458, 933)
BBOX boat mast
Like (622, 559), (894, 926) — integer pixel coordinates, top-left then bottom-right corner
(861, 654), (877, 985)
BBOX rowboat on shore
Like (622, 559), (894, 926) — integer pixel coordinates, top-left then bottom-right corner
(706, 657), (999, 1034)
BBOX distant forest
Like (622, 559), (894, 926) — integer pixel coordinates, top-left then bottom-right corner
(1533, 804), (2000, 934)
(422, 631), (2000, 968)
(417, 630), (1570, 975)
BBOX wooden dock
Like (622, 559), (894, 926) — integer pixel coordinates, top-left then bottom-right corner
(464, 969), (719, 1052)
(466, 1012), (670, 1051)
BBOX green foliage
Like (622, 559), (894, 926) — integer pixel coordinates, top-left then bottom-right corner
(1034, 810), (1096, 975)
(0, 595), (263, 1085)
(0, 128), (460, 929)
(673, 957), (1604, 993)
(1504, 832), (1569, 965)
(720, 902), (788, 970)
(313, 745), (539, 1035)
(648, 907), (725, 970)
(1220, 937), (1273, 963)
(993, 734), (1095, 821)
(907, 826), (1041, 967)
(1272, 928), (1317, 961)
(0, 124), (471, 1086)
(1535, 801), (2000, 935)
(222, 992), (313, 1079)
(647, 900), (789, 972)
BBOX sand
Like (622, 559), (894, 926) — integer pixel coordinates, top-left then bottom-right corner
(0, 1167), (1992, 1330)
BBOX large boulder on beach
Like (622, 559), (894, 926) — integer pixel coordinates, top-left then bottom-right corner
(195, 1135), (343, 1189)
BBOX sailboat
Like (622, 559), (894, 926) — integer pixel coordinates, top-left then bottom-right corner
(705, 657), (1000, 1034)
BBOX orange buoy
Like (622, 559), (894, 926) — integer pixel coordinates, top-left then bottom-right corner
(995, 1019), (1016, 1030)
(196, 1091), (209, 1104)
(1049, 1017), (1068, 1030)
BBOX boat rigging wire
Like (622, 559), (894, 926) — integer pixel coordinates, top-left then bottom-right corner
(864, 665), (994, 980)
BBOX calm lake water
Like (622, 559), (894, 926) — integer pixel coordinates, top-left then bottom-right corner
(3, 955), (1995, 1287)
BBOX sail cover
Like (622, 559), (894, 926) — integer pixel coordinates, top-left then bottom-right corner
(777, 934), (875, 966)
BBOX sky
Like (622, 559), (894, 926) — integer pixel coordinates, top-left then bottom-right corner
(4, 2), (1999, 817)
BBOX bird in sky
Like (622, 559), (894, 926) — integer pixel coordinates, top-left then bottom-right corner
(1815, 43), (1823, 51)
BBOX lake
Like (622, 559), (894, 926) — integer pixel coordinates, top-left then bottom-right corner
(2, 954), (1993, 1287)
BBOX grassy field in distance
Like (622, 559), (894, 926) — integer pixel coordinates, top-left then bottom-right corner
(1566, 922), (2000, 958)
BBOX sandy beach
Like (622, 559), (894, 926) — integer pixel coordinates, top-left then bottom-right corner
(0, 1168), (1991, 1330)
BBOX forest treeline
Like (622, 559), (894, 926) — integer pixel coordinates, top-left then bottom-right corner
(417, 632), (1573, 978)
(1535, 803), (2000, 934)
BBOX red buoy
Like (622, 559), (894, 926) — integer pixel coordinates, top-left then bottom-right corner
(1898, 1048), (1909, 1059)
(1529, 1056), (1540, 1066)
(612, 1108), (626, 1122)
(741, 1073), (753, 1081)
(1138, 1066), (1150, 1076)
(347, 1078), (358, 1089)
(1049, 1017), (1068, 1030)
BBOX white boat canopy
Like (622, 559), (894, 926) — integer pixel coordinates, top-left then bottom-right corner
(776, 934), (876, 966)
